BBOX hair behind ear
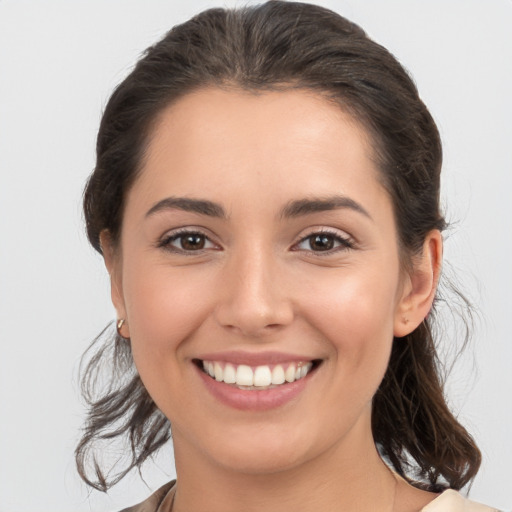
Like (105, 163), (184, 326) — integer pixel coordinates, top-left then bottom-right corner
(75, 324), (170, 491)
(372, 319), (481, 490)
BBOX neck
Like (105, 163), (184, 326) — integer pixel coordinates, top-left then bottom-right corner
(171, 418), (397, 512)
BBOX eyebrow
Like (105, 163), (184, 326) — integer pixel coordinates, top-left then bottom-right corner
(280, 195), (372, 220)
(145, 194), (371, 221)
(145, 197), (226, 218)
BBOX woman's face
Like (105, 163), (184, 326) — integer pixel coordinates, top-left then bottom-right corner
(106, 88), (432, 475)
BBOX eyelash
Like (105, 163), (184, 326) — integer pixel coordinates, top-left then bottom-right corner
(291, 229), (354, 255)
(157, 228), (219, 254)
(157, 228), (354, 255)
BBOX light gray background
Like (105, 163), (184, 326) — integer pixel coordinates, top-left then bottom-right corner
(0, 1), (511, 510)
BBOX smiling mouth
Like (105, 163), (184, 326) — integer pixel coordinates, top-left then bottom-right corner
(194, 359), (322, 390)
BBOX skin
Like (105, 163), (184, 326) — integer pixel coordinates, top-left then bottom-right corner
(102, 88), (442, 512)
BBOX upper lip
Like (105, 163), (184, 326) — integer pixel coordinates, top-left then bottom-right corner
(195, 351), (318, 366)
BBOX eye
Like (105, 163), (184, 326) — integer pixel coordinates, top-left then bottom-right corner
(158, 230), (219, 253)
(293, 230), (353, 253)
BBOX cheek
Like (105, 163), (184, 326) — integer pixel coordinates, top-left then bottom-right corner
(295, 265), (400, 390)
(299, 264), (400, 341)
(121, 263), (213, 371)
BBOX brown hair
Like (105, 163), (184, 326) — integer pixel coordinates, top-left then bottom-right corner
(77, 0), (480, 492)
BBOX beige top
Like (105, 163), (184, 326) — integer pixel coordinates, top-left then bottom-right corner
(421, 489), (501, 512)
(119, 481), (501, 512)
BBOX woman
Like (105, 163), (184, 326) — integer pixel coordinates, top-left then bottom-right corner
(76, 2), (499, 510)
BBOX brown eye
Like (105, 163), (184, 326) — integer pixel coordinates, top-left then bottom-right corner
(309, 234), (335, 251)
(159, 230), (218, 253)
(180, 233), (206, 250)
(293, 231), (353, 253)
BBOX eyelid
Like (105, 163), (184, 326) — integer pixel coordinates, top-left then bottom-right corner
(157, 226), (222, 253)
(291, 227), (355, 253)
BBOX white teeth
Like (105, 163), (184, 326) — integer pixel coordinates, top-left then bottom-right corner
(254, 366), (272, 387)
(201, 360), (315, 388)
(214, 362), (223, 381)
(223, 363), (236, 384)
(285, 364), (296, 383)
(236, 365), (254, 386)
(271, 365), (285, 385)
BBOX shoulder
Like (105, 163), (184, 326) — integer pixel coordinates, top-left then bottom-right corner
(118, 480), (176, 512)
(422, 489), (502, 512)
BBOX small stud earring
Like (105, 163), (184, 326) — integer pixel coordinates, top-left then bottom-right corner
(116, 319), (128, 339)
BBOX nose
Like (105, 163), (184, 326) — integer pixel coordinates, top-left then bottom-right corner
(213, 247), (294, 338)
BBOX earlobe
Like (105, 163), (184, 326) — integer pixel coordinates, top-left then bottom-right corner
(393, 230), (443, 338)
(99, 230), (128, 333)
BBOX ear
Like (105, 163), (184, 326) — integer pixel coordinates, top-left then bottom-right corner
(393, 230), (443, 338)
(100, 230), (130, 338)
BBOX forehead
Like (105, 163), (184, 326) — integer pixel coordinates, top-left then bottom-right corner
(148, 87), (374, 160)
(129, 87), (388, 216)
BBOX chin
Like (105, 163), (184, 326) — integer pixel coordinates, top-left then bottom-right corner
(212, 443), (307, 476)
(194, 421), (322, 476)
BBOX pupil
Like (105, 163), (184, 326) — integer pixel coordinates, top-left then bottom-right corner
(311, 234), (333, 251)
(182, 234), (205, 250)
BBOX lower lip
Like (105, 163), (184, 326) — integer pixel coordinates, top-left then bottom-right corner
(196, 366), (313, 411)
